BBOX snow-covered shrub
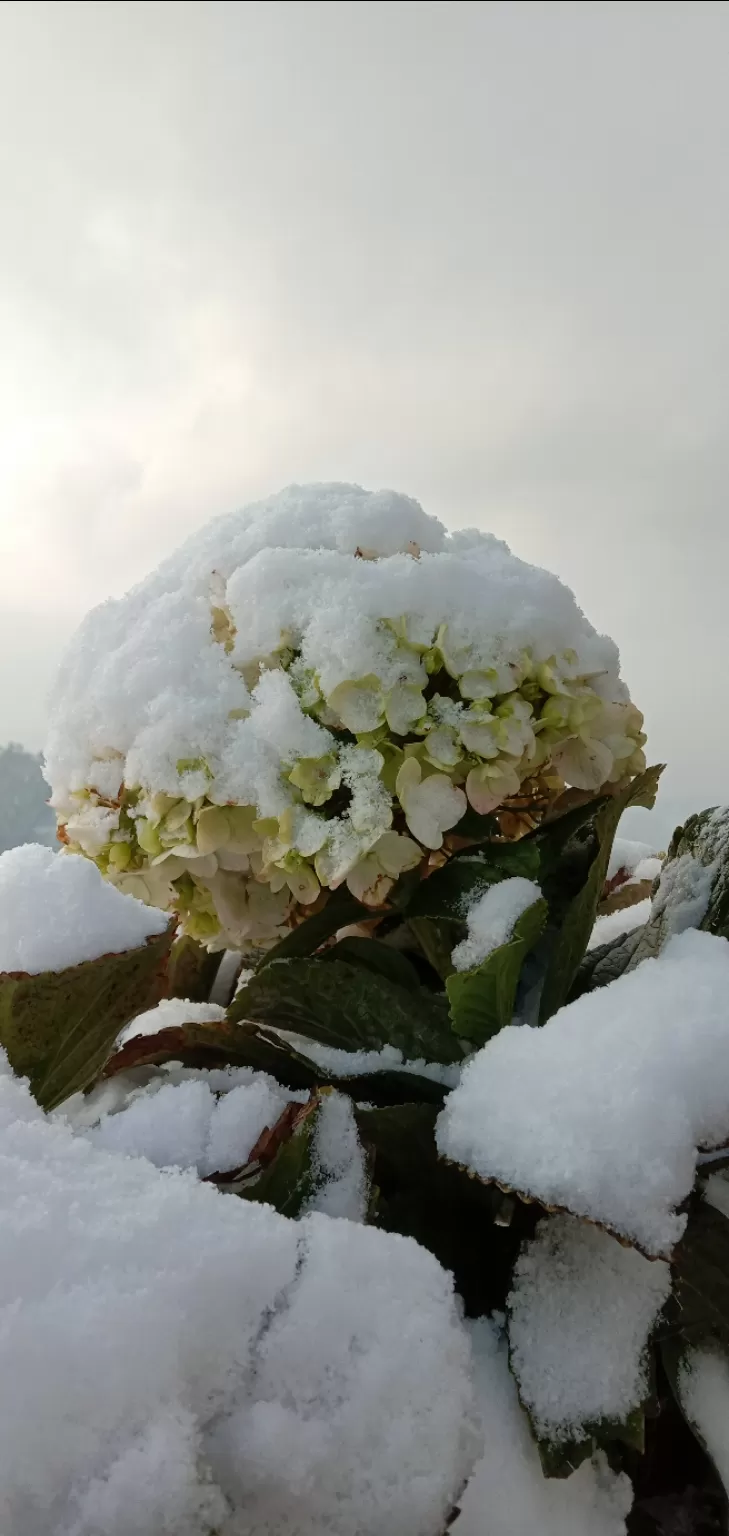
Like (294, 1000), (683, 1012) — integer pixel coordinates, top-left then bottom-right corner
(44, 484), (646, 952)
(2, 483), (729, 1532)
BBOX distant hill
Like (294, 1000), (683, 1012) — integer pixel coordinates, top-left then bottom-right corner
(0, 743), (56, 853)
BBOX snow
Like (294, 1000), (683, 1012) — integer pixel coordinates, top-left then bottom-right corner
(451, 1318), (633, 1535)
(0, 843), (168, 974)
(678, 1347), (729, 1497)
(436, 929), (729, 1256)
(588, 898), (651, 951)
(45, 482), (624, 812)
(451, 877), (542, 972)
(607, 838), (659, 882)
(84, 1073), (290, 1177)
(650, 852), (714, 938)
(118, 996), (226, 1044)
(304, 1090), (368, 1221)
(277, 1034), (462, 1088)
(508, 1216), (671, 1438)
(0, 1051), (478, 1536)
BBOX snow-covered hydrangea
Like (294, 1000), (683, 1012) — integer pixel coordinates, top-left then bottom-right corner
(45, 483), (645, 950)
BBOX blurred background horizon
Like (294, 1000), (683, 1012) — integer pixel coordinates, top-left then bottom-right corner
(2, 0), (729, 845)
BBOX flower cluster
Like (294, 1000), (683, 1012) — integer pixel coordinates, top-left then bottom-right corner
(47, 484), (645, 951)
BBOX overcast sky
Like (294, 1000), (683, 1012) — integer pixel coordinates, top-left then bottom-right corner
(1, 0), (728, 839)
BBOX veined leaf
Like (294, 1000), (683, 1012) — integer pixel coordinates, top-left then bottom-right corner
(104, 1017), (322, 1091)
(446, 899), (548, 1045)
(407, 916), (462, 981)
(406, 853), (529, 922)
(232, 957), (464, 1064)
(0, 923), (175, 1110)
(627, 804), (729, 973)
(671, 1195), (729, 1350)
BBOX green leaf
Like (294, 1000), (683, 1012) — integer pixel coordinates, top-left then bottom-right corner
(532, 1407), (645, 1481)
(671, 1195), (729, 1350)
(166, 935), (222, 1003)
(407, 916), (462, 981)
(0, 924), (175, 1110)
(356, 1104), (527, 1316)
(568, 925), (645, 1002)
(322, 935), (421, 991)
(215, 1096), (320, 1216)
(256, 888), (369, 969)
(231, 957), (463, 1064)
(446, 898), (548, 1045)
(538, 765), (663, 1023)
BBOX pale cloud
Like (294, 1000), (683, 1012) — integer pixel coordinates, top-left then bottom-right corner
(0, 0), (727, 840)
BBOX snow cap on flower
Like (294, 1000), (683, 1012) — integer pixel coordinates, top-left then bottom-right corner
(45, 482), (642, 950)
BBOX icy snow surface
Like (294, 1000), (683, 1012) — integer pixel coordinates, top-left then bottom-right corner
(118, 996), (226, 1044)
(436, 929), (729, 1256)
(508, 1217), (671, 1438)
(451, 876), (542, 971)
(0, 1052), (478, 1536)
(45, 482), (623, 807)
(678, 1348), (729, 1497)
(0, 843), (168, 973)
(451, 1318), (632, 1535)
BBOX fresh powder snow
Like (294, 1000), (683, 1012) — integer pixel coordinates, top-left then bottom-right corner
(588, 898), (651, 951)
(0, 1051), (478, 1536)
(303, 1090), (369, 1222)
(436, 928), (729, 1256)
(45, 482), (625, 812)
(451, 1318), (633, 1535)
(451, 876), (542, 972)
(508, 1216), (671, 1438)
(0, 843), (168, 973)
(118, 996), (227, 1044)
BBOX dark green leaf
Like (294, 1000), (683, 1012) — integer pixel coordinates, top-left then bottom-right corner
(568, 925), (645, 1002)
(671, 1195), (729, 1350)
(534, 1433), (593, 1479)
(407, 855), (518, 922)
(256, 888), (369, 969)
(661, 1334), (729, 1527)
(166, 935), (222, 1003)
(538, 766), (663, 1023)
(446, 899), (548, 1045)
(322, 935), (421, 991)
(453, 840), (542, 880)
(105, 1017), (322, 1091)
(356, 1103), (522, 1316)
(407, 916), (462, 981)
(232, 957), (463, 1064)
(0, 923), (175, 1110)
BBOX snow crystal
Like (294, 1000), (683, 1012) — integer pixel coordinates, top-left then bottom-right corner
(304, 1091), (368, 1221)
(588, 898), (651, 951)
(85, 1073), (289, 1177)
(45, 482), (623, 810)
(678, 1347), (729, 1497)
(508, 1216), (671, 1437)
(278, 1033), (462, 1088)
(451, 877), (542, 972)
(119, 996), (226, 1044)
(0, 1052), (478, 1536)
(0, 843), (168, 973)
(436, 929), (729, 1256)
(451, 1318), (633, 1536)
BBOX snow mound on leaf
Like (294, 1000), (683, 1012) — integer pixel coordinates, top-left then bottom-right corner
(436, 929), (729, 1256)
(451, 877), (542, 971)
(508, 1216), (671, 1438)
(451, 1317), (633, 1534)
(0, 1053), (478, 1536)
(0, 843), (168, 973)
